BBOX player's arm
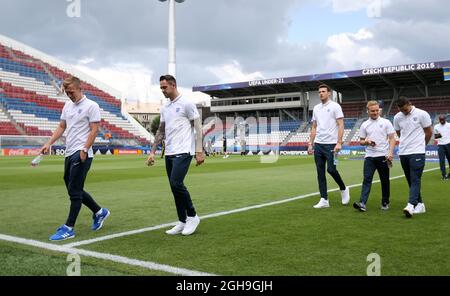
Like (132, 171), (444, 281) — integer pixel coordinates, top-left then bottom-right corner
(334, 118), (344, 152)
(424, 126), (433, 144)
(147, 122), (165, 166)
(434, 128), (442, 139)
(359, 137), (367, 146)
(193, 117), (205, 166)
(308, 120), (317, 154)
(40, 120), (66, 154)
(387, 132), (396, 161)
(80, 122), (99, 162)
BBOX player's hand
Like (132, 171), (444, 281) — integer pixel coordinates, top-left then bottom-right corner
(80, 150), (87, 162)
(195, 152), (205, 166)
(39, 143), (50, 155)
(386, 152), (393, 162)
(146, 153), (155, 166)
(385, 154), (393, 168)
(307, 144), (314, 155)
(367, 138), (376, 147)
(333, 142), (342, 153)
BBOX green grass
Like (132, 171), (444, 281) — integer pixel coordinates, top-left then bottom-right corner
(0, 241), (170, 276)
(1, 155), (449, 275)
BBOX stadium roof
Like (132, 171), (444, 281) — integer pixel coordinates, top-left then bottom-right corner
(193, 60), (450, 98)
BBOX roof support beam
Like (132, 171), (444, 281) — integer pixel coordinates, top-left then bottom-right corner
(282, 109), (297, 121)
(347, 77), (365, 90)
(346, 77), (368, 101)
(378, 74), (397, 88)
(412, 71), (429, 97)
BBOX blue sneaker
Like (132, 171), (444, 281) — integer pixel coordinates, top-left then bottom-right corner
(49, 225), (75, 241)
(92, 208), (110, 231)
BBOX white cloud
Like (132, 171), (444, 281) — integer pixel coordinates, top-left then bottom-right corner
(329, 0), (390, 14)
(206, 61), (265, 84)
(371, 20), (450, 62)
(330, 0), (372, 13)
(75, 62), (210, 105)
(75, 62), (155, 101)
(326, 28), (406, 70)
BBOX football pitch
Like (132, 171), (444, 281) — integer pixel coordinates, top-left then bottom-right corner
(0, 154), (449, 276)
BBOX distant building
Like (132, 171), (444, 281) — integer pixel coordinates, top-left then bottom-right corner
(124, 101), (162, 131)
(196, 101), (213, 121)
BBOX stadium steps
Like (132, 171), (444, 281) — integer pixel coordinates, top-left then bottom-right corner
(0, 100), (25, 134)
(386, 99), (395, 116)
(3, 46), (17, 60)
(298, 121), (309, 133)
(38, 60), (59, 85)
(345, 118), (364, 146)
(1, 68), (147, 142)
(0, 70), (67, 103)
(1, 39), (151, 143)
(280, 122), (307, 146)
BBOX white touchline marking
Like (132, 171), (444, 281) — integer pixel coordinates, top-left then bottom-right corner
(0, 233), (216, 276)
(63, 167), (440, 248)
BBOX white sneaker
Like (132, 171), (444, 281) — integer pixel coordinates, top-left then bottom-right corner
(413, 203), (426, 214)
(182, 215), (200, 236)
(341, 187), (350, 205)
(313, 198), (330, 208)
(403, 203), (414, 218)
(165, 222), (185, 235)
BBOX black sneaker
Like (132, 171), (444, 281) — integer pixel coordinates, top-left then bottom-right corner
(353, 202), (366, 212)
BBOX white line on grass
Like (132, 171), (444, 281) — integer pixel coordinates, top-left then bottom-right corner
(64, 167), (440, 248)
(0, 233), (216, 276)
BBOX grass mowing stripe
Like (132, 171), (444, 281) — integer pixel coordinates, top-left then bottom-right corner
(0, 233), (216, 276)
(64, 166), (439, 248)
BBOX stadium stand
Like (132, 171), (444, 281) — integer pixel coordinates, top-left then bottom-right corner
(0, 35), (152, 148)
(195, 60), (450, 152)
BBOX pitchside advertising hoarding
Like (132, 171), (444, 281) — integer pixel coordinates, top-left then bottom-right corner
(280, 146), (440, 159)
(113, 149), (143, 155)
(1, 148), (41, 156)
(0, 146), (440, 158)
(339, 146), (440, 159)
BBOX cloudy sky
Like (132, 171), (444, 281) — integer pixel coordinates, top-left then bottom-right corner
(1, 0), (449, 103)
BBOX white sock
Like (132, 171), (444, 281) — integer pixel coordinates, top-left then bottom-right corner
(95, 209), (103, 216)
(65, 225), (73, 230)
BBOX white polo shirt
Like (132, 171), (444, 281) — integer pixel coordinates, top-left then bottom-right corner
(393, 106), (432, 155)
(359, 116), (395, 157)
(312, 100), (344, 144)
(60, 96), (101, 158)
(434, 122), (450, 145)
(160, 95), (200, 156)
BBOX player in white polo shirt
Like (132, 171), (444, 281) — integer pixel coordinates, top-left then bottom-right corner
(40, 76), (110, 241)
(308, 84), (350, 208)
(393, 97), (432, 218)
(434, 114), (450, 180)
(353, 101), (396, 212)
(147, 75), (204, 236)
